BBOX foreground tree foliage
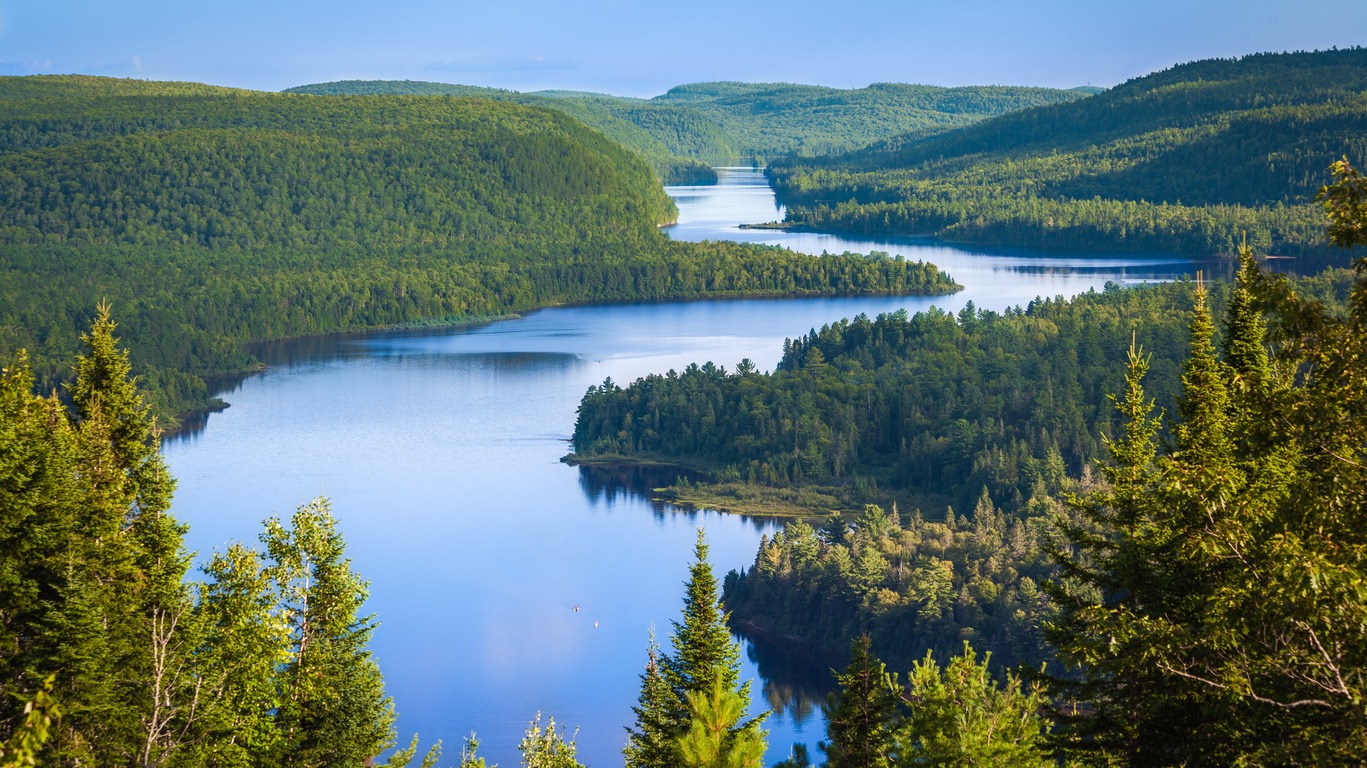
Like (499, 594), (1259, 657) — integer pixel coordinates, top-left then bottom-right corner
(0, 313), (398, 766)
(625, 531), (766, 768)
(819, 636), (899, 768)
(1047, 173), (1367, 763)
(816, 637), (1050, 768)
(895, 644), (1051, 767)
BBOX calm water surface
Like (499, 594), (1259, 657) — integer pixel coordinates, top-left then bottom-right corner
(164, 168), (1197, 766)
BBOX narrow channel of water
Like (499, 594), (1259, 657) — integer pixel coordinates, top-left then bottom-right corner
(163, 168), (1197, 767)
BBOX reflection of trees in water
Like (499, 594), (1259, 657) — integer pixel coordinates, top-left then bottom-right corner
(575, 465), (775, 532)
(576, 464), (702, 519)
(733, 622), (840, 725)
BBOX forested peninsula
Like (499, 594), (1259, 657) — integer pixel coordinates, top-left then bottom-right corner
(286, 80), (1091, 184)
(569, 263), (1356, 667)
(568, 172), (1367, 759)
(0, 75), (957, 426)
(768, 49), (1367, 259)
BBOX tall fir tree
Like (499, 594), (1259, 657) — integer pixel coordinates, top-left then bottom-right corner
(264, 498), (396, 767)
(1042, 336), (1196, 764)
(819, 635), (899, 768)
(623, 630), (678, 768)
(0, 355), (77, 742)
(665, 530), (744, 699)
(627, 530), (766, 768)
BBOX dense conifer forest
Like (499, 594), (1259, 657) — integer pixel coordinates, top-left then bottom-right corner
(0, 75), (957, 425)
(5, 47), (1367, 767)
(286, 80), (1090, 183)
(767, 49), (1367, 259)
(572, 162), (1367, 764)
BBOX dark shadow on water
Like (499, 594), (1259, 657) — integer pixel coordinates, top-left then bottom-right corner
(576, 463), (707, 518)
(575, 464), (778, 531)
(733, 621), (841, 725)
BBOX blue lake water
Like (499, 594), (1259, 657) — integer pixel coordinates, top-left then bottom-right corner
(163, 167), (1198, 767)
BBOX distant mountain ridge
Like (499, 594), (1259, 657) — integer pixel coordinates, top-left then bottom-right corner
(767, 48), (1367, 258)
(286, 79), (1090, 183)
(0, 75), (956, 423)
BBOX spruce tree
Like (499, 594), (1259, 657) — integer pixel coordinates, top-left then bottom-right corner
(819, 636), (898, 768)
(676, 676), (766, 768)
(639, 529), (767, 768)
(1042, 337), (1182, 763)
(623, 631), (678, 768)
(664, 529), (745, 711)
(0, 355), (76, 743)
(265, 498), (395, 767)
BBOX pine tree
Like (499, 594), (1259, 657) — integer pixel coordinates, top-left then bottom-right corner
(676, 676), (766, 768)
(265, 498), (395, 767)
(664, 529), (745, 713)
(819, 636), (898, 768)
(896, 644), (1050, 767)
(623, 630), (678, 768)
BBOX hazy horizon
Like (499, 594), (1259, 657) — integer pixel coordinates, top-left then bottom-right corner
(3, 1), (1364, 97)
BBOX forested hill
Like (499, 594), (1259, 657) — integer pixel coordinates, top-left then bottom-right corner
(0, 75), (959, 425)
(572, 268), (1355, 672)
(649, 81), (1091, 159)
(286, 80), (1090, 183)
(768, 48), (1367, 259)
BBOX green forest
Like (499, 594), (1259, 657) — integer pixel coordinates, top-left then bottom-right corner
(5, 45), (1367, 767)
(572, 163), (1367, 763)
(0, 310), (779, 768)
(14, 206), (1367, 763)
(286, 79), (1089, 183)
(0, 75), (957, 426)
(767, 49), (1367, 259)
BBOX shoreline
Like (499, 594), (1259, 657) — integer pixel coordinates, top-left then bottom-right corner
(168, 278), (964, 437)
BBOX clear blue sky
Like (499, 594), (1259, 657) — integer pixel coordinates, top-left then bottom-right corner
(2, 0), (1364, 95)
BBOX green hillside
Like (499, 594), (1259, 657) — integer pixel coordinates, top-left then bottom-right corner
(0, 75), (957, 424)
(284, 79), (727, 183)
(768, 48), (1367, 259)
(286, 79), (1090, 182)
(651, 80), (1090, 159)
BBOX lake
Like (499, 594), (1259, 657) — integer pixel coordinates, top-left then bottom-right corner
(163, 167), (1198, 767)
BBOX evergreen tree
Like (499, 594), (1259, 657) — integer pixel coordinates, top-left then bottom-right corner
(623, 631), (678, 768)
(187, 543), (291, 766)
(264, 498), (395, 767)
(819, 636), (899, 768)
(895, 644), (1050, 767)
(0, 355), (75, 733)
(632, 530), (767, 768)
(1042, 337), (1189, 763)
(49, 305), (195, 765)
(663, 529), (746, 714)
(1047, 202), (1367, 763)
(1319, 158), (1367, 248)
(676, 676), (766, 768)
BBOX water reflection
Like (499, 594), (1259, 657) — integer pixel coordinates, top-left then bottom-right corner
(576, 463), (703, 512)
(162, 167), (1223, 767)
(737, 625), (841, 725)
